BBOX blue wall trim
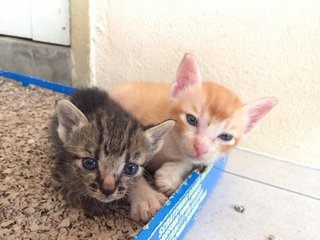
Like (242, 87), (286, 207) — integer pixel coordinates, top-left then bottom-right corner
(0, 69), (74, 95)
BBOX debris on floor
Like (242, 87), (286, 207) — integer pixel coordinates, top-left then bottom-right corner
(266, 234), (277, 240)
(0, 79), (143, 239)
(233, 205), (245, 214)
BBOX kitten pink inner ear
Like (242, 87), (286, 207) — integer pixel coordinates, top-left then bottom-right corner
(243, 97), (278, 135)
(171, 53), (201, 97)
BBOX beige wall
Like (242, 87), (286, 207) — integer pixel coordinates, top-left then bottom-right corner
(70, 0), (91, 87)
(84, 0), (320, 167)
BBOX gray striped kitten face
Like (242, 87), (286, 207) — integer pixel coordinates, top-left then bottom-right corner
(54, 99), (174, 204)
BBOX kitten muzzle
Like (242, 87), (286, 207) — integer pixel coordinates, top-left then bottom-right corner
(99, 175), (118, 196)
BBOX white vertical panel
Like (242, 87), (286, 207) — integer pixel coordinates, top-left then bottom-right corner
(0, 0), (32, 39)
(31, 0), (70, 45)
(0, 0), (70, 46)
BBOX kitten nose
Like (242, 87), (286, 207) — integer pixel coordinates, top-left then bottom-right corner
(193, 137), (208, 157)
(101, 176), (116, 195)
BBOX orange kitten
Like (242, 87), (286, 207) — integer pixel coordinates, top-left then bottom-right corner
(110, 53), (278, 222)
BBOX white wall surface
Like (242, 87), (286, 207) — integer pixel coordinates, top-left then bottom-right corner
(0, 0), (70, 45)
(0, 0), (32, 39)
(87, 0), (320, 168)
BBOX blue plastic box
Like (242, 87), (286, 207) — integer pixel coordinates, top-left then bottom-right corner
(0, 69), (227, 240)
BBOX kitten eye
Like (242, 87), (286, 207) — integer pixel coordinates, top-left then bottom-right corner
(123, 163), (139, 176)
(186, 114), (197, 127)
(82, 158), (97, 171)
(218, 133), (233, 142)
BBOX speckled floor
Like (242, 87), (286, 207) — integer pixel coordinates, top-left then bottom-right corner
(0, 79), (142, 240)
(185, 149), (320, 240)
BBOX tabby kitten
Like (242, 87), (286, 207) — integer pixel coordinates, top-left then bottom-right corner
(50, 88), (174, 216)
(110, 53), (278, 222)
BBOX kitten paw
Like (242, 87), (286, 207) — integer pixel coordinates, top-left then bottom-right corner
(130, 191), (167, 223)
(155, 165), (183, 196)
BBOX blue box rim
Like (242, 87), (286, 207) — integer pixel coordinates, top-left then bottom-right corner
(0, 69), (75, 95)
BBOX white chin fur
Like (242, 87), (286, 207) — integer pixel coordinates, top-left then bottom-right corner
(183, 151), (222, 166)
(190, 158), (213, 166)
(183, 154), (216, 166)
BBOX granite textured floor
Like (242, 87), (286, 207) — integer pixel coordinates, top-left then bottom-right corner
(0, 79), (142, 240)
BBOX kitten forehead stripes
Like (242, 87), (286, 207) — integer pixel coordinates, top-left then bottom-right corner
(100, 118), (142, 156)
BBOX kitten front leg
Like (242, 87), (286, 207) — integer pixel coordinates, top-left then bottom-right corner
(129, 177), (167, 223)
(155, 161), (193, 196)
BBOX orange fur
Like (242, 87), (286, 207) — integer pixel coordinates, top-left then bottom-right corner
(110, 53), (277, 167)
(110, 82), (170, 124)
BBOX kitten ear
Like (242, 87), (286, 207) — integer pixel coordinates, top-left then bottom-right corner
(243, 97), (278, 135)
(55, 99), (88, 142)
(145, 120), (175, 155)
(171, 53), (202, 98)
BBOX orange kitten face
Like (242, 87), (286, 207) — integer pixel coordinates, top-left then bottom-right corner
(169, 82), (245, 165)
(168, 53), (278, 165)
